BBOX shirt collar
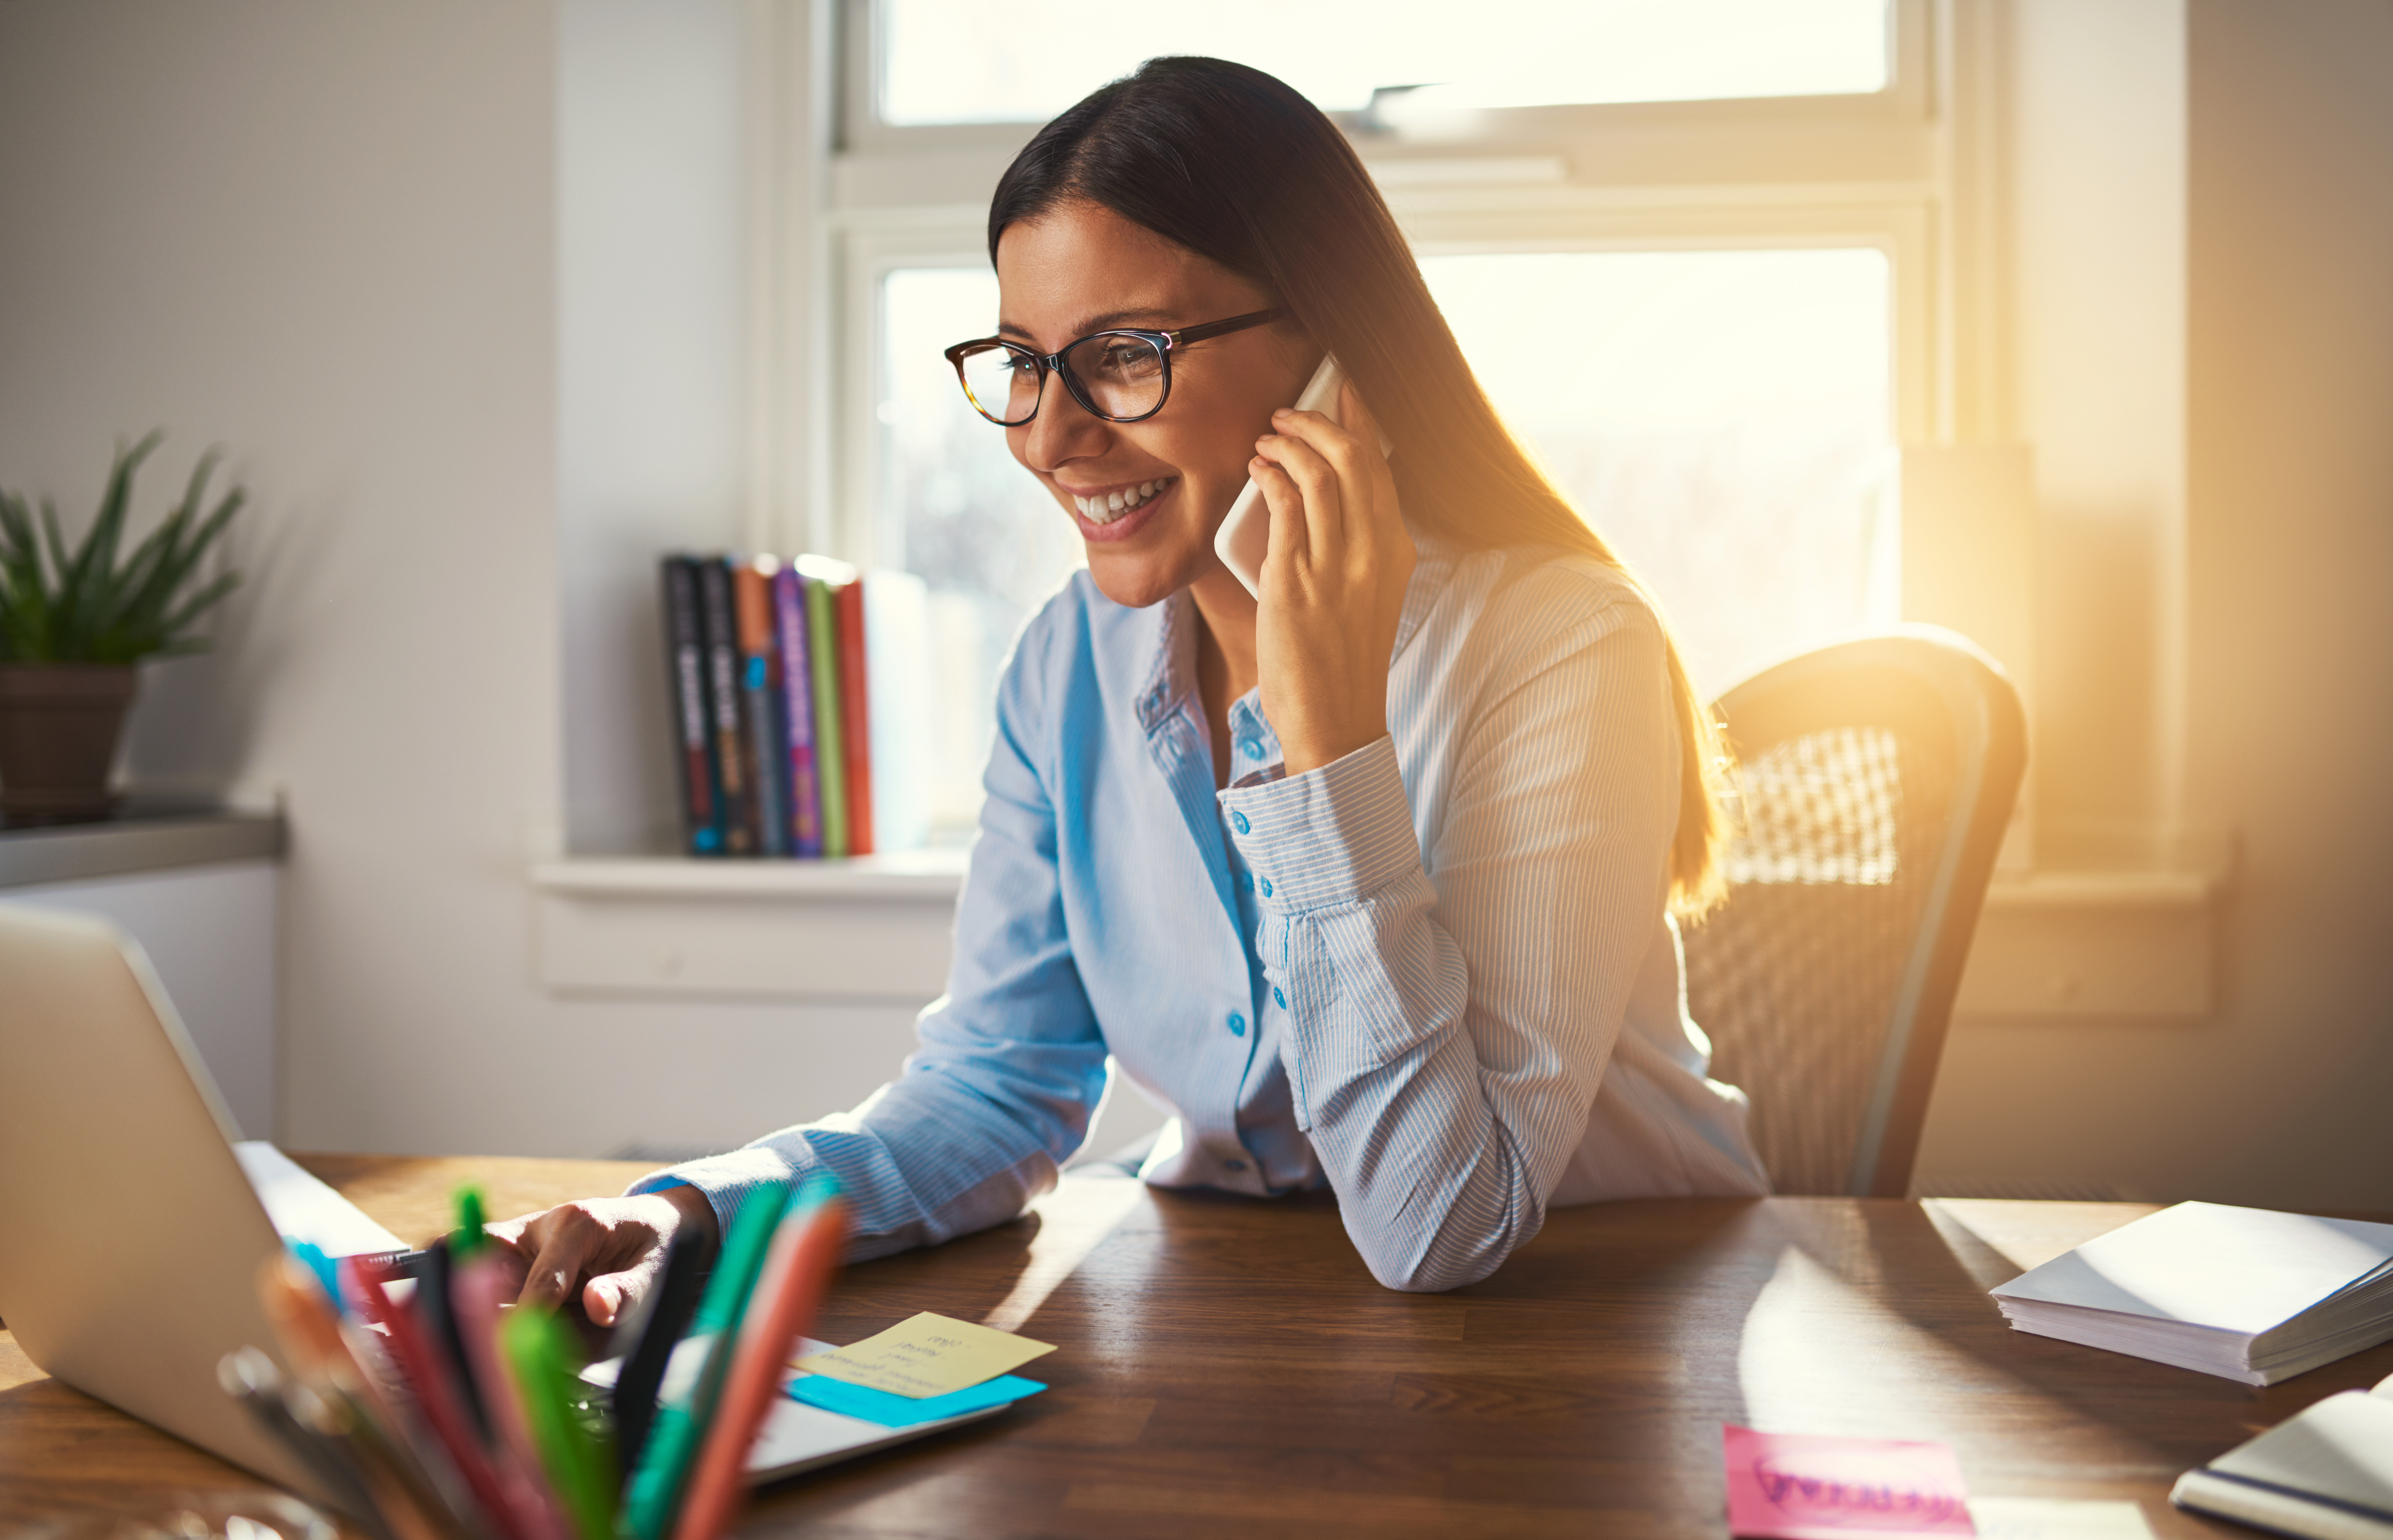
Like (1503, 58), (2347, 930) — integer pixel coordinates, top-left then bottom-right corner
(1134, 587), (1197, 736)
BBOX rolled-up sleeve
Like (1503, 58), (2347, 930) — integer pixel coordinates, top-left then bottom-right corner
(629, 622), (1110, 1260)
(1218, 583), (1681, 1291)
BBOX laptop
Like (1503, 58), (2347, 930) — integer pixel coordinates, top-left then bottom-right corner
(0, 905), (997, 1515)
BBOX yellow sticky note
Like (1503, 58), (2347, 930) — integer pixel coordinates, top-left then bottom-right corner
(796, 1312), (1055, 1400)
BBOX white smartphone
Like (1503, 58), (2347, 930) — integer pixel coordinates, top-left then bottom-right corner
(1211, 354), (1393, 598)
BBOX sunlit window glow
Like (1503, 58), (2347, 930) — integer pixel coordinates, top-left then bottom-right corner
(880, 0), (1890, 126)
(878, 267), (1085, 831)
(1419, 247), (1897, 697)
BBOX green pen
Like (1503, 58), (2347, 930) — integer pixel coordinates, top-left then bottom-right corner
(453, 1184), (488, 1258)
(619, 1179), (793, 1540)
(500, 1306), (618, 1540)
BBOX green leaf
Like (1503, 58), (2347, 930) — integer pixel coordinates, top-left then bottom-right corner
(0, 433), (244, 663)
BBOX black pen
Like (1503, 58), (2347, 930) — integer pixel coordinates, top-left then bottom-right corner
(607, 1226), (716, 1485)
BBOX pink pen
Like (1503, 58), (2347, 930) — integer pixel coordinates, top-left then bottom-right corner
(450, 1249), (577, 1540)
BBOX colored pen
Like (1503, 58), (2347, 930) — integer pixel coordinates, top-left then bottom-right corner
(447, 1248), (576, 1540)
(620, 1179), (792, 1540)
(419, 1237), (490, 1443)
(498, 1307), (618, 1540)
(259, 1254), (487, 1540)
(670, 1179), (846, 1540)
(347, 1253), (529, 1540)
(609, 1226), (715, 1484)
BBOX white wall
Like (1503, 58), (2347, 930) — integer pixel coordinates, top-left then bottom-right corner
(0, 0), (938, 1169)
(1917, 0), (2393, 1206)
(2005, 0), (2188, 850)
(559, 0), (758, 858)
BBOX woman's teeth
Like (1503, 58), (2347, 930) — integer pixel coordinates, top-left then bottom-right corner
(1074, 478), (1174, 525)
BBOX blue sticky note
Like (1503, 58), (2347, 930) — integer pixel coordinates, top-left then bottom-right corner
(787, 1372), (1045, 1428)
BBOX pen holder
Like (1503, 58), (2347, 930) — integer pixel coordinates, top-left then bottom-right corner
(84, 1490), (338, 1540)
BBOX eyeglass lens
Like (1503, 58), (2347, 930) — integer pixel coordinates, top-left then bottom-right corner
(956, 333), (1169, 425)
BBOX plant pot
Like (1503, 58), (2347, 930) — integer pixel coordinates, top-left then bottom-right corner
(0, 663), (139, 826)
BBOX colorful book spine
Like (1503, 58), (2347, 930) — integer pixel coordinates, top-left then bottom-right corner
(731, 561), (787, 857)
(694, 560), (755, 856)
(659, 558), (723, 855)
(835, 578), (874, 857)
(770, 566), (823, 857)
(803, 572), (849, 859)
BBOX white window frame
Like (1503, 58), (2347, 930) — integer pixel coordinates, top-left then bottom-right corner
(810, 0), (1990, 573)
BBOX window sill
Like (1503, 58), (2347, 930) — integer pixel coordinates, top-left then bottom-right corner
(529, 849), (968, 901)
(1952, 866), (2224, 1021)
(528, 850), (966, 1002)
(527, 853), (2224, 1018)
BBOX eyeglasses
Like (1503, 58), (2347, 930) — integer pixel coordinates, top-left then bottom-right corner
(944, 309), (1288, 426)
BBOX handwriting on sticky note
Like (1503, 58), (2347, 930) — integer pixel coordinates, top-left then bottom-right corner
(796, 1312), (1055, 1400)
(1723, 1425), (1977, 1540)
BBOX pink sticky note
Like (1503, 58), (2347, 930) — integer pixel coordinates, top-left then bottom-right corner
(1723, 1425), (1978, 1540)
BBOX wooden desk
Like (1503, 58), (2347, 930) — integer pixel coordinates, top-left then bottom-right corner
(5, 1156), (2387, 1538)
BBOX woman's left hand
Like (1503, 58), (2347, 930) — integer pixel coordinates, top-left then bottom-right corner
(1247, 382), (1417, 776)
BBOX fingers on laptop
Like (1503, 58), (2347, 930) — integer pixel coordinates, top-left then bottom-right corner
(490, 1197), (670, 1319)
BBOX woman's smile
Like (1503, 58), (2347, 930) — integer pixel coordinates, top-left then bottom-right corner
(1061, 474), (1178, 541)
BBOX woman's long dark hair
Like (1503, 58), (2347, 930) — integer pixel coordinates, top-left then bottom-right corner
(989, 56), (1730, 916)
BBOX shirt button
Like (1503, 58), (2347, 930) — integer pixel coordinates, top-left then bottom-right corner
(1231, 810), (1250, 835)
(1227, 1012), (1246, 1037)
(1273, 986), (1287, 1010)
(1240, 871), (1255, 892)
(1238, 735), (1262, 757)
(1224, 1158), (1248, 1172)
(1258, 877), (1273, 898)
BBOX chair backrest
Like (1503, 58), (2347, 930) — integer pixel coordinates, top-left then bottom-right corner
(1681, 627), (2026, 1198)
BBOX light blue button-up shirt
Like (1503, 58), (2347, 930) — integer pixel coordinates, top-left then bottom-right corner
(638, 531), (1767, 1291)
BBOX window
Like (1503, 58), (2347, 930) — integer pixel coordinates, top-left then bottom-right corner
(877, 0), (1890, 126)
(1421, 249), (1895, 696)
(832, 0), (1947, 842)
(876, 266), (1084, 828)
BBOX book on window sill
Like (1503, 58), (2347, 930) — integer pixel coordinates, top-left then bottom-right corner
(734, 557), (789, 859)
(695, 556), (758, 855)
(2172, 1372), (2393, 1540)
(770, 562), (825, 857)
(659, 557), (724, 856)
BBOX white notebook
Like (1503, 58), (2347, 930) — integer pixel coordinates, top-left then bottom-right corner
(2172, 1373), (2393, 1539)
(1989, 1201), (2393, 1384)
(232, 1141), (410, 1259)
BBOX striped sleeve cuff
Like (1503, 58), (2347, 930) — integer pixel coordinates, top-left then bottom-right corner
(1217, 734), (1420, 912)
(624, 1144), (808, 1236)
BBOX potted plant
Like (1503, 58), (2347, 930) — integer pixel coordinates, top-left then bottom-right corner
(0, 432), (244, 825)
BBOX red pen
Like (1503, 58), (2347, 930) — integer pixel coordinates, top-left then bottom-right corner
(667, 1185), (847, 1540)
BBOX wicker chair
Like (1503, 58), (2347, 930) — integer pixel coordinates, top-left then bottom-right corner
(1683, 628), (2027, 1198)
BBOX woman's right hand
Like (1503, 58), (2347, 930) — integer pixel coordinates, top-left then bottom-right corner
(485, 1183), (720, 1328)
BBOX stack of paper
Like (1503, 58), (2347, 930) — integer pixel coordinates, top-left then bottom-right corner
(1990, 1202), (2393, 1385)
(2172, 1373), (2393, 1539)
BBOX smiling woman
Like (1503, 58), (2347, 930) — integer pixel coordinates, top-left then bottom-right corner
(495, 56), (1772, 1311)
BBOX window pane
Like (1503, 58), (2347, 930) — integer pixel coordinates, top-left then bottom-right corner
(878, 267), (1086, 831)
(882, 0), (1888, 126)
(1418, 249), (1895, 697)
